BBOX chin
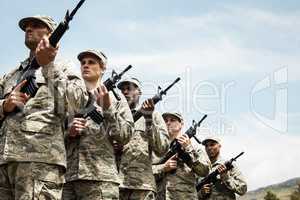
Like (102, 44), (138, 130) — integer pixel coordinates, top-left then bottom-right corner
(25, 41), (37, 50)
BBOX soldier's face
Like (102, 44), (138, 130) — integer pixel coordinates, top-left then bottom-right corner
(120, 83), (140, 107)
(80, 55), (104, 83)
(164, 116), (183, 139)
(205, 141), (221, 159)
(24, 21), (50, 50)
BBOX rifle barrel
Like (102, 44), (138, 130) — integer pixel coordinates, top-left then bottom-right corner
(70, 0), (86, 18)
(119, 65), (132, 77)
(163, 77), (181, 93)
(197, 114), (207, 126)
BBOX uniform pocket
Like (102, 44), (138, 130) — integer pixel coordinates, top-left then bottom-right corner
(21, 120), (56, 135)
(20, 120), (58, 154)
(33, 179), (63, 200)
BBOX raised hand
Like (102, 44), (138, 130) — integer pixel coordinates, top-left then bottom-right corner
(3, 80), (30, 113)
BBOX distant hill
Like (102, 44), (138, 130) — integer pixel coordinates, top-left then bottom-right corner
(238, 177), (300, 200)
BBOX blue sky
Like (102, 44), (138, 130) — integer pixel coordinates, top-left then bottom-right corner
(1, 0), (300, 190)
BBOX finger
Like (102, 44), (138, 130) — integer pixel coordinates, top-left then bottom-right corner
(40, 39), (46, 50)
(75, 125), (86, 130)
(12, 100), (24, 108)
(15, 96), (28, 104)
(142, 101), (147, 108)
(100, 84), (108, 93)
(74, 118), (87, 123)
(13, 92), (28, 99)
(182, 134), (189, 139)
(13, 80), (27, 92)
(177, 138), (184, 144)
(98, 86), (105, 96)
(43, 36), (49, 49)
(43, 38), (49, 49)
(75, 128), (84, 132)
(74, 122), (86, 128)
(93, 89), (99, 98)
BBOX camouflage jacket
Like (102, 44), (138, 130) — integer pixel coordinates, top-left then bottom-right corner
(120, 110), (169, 192)
(197, 156), (247, 200)
(0, 59), (88, 167)
(65, 91), (134, 184)
(153, 144), (210, 200)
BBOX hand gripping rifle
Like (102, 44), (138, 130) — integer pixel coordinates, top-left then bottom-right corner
(157, 114), (207, 165)
(196, 152), (245, 192)
(76, 65), (132, 124)
(133, 77), (181, 122)
(19, 0), (86, 97)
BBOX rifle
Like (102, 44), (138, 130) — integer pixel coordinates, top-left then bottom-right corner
(76, 65), (132, 124)
(157, 114), (207, 165)
(196, 152), (245, 192)
(133, 77), (181, 122)
(19, 0), (86, 97)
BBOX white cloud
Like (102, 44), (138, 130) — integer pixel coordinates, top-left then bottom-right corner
(106, 7), (300, 81)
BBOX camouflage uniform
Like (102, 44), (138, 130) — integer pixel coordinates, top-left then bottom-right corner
(0, 54), (88, 200)
(61, 49), (134, 200)
(153, 145), (210, 200)
(63, 91), (134, 200)
(197, 156), (247, 200)
(119, 110), (169, 200)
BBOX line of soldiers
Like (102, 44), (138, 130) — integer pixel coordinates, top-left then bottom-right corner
(0, 15), (247, 200)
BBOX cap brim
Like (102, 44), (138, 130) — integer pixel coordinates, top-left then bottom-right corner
(117, 81), (139, 90)
(19, 17), (51, 31)
(77, 51), (102, 62)
(202, 139), (219, 146)
(162, 113), (182, 122)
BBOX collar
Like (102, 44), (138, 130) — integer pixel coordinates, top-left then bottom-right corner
(18, 58), (31, 71)
(211, 155), (226, 167)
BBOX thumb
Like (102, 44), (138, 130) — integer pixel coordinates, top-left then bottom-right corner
(13, 79), (27, 92)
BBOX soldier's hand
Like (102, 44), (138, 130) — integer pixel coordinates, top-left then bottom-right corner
(36, 35), (58, 66)
(3, 80), (30, 113)
(164, 155), (177, 172)
(141, 99), (155, 118)
(200, 184), (212, 195)
(217, 164), (229, 180)
(94, 84), (112, 111)
(177, 134), (192, 149)
(69, 118), (87, 138)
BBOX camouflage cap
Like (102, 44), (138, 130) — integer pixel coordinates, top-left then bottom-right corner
(117, 77), (141, 90)
(202, 136), (221, 145)
(162, 112), (184, 122)
(77, 49), (108, 66)
(19, 15), (57, 32)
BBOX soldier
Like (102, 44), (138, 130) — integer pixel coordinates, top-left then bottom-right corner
(153, 112), (210, 200)
(0, 16), (89, 199)
(198, 137), (247, 200)
(62, 50), (134, 200)
(116, 78), (169, 200)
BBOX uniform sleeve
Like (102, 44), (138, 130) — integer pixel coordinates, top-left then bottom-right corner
(102, 92), (134, 145)
(146, 112), (169, 156)
(0, 76), (6, 120)
(152, 153), (166, 192)
(184, 145), (211, 177)
(0, 68), (19, 120)
(41, 61), (89, 115)
(222, 164), (247, 196)
(152, 163), (165, 182)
